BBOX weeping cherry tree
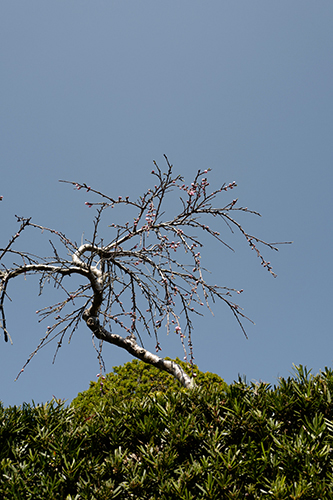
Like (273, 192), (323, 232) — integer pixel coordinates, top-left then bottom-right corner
(0, 157), (287, 388)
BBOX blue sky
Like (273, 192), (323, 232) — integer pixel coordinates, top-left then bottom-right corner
(1, 1), (332, 407)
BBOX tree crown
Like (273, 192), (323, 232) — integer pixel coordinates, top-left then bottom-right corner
(0, 156), (289, 386)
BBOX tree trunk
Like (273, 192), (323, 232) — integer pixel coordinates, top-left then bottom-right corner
(82, 309), (194, 389)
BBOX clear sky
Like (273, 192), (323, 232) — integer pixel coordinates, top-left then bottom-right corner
(1, 1), (332, 407)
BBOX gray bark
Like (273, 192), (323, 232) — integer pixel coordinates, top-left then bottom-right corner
(82, 308), (194, 389)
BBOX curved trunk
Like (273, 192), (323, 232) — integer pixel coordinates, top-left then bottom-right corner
(82, 309), (194, 389)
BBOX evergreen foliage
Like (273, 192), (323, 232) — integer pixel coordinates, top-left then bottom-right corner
(2, 363), (333, 498)
(72, 358), (226, 416)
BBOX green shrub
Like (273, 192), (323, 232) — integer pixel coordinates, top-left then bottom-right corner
(71, 357), (226, 417)
(2, 364), (333, 499)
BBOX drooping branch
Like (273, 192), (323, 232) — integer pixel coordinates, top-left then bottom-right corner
(0, 156), (291, 387)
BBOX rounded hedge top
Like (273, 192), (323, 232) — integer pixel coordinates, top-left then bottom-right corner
(71, 357), (226, 415)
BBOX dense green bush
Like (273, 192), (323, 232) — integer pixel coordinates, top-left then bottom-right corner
(72, 358), (226, 417)
(2, 363), (333, 499)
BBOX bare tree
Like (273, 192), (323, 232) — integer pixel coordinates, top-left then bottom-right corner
(0, 157), (287, 388)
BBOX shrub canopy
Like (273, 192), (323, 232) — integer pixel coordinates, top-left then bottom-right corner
(72, 357), (226, 416)
(2, 363), (333, 499)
